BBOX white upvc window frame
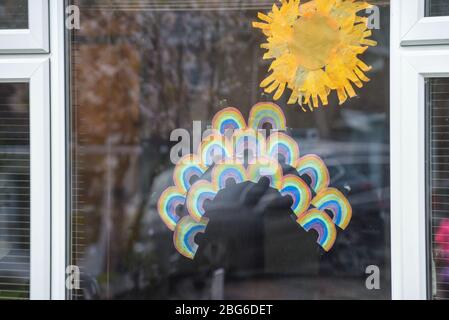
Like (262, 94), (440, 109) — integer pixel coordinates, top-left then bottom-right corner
(400, 0), (449, 46)
(392, 0), (449, 300)
(0, 57), (51, 300)
(0, 0), (49, 53)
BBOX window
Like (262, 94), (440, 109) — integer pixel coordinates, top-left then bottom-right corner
(426, 78), (449, 300)
(67, 0), (391, 300)
(426, 0), (449, 17)
(0, 0), (49, 53)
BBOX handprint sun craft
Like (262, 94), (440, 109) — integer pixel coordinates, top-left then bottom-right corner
(157, 102), (353, 259)
(253, 0), (377, 111)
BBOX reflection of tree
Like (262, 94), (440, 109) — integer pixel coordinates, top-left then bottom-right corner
(72, 0), (267, 298)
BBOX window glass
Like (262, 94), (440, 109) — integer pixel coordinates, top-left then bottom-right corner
(427, 78), (449, 300)
(426, 0), (449, 17)
(68, 0), (391, 299)
(0, 83), (30, 300)
(0, 0), (28, 30)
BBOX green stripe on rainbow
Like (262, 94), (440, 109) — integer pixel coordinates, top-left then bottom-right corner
(295, 155), (330, 194)
(174, 154), (207, 192)
(186, 180), (218, 222)
(311, 188), (352, 230)
(157, 186), (186, 231)
(198, 133), (233, 166)
(173, 216), (208, 260)
(248, 102), (286, 131)
(247, 156), (283, 189)
(212, 107), (247, 135)
(212, 162), (248, 189)
(297, 208), (337, 252)
(280, 175), (311, 217)
(267, 132), (300, 166)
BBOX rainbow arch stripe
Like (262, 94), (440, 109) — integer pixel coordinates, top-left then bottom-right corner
(248, 102), (287, 131)
(157, 186), (186, 231)
(295, 155), (330, 194)
(212, 163), (248, 189)
(280, 175), (311, 217)
(173, 216), (208, 259)
(311, 188), (352, 230)
(174, 154), (207, 192)
(267, 132), (300, 166)
(198, 133), (233, 166)
(247, 156), (283, 189)
(186, 180), (218, 222)
(233, 128), (266, 161)
(297, 208), (337, 252)
(212, 107), (247, 135)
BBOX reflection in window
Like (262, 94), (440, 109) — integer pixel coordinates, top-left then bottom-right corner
(0, 0), (28, 30)
(426, 0), (449, 17)
(68, 0), (391, 300)
(0, 83), (30, 300)
(427, 78), (449, 300)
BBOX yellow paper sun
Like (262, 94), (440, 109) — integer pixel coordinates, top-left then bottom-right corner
(253, 0), (377, 111)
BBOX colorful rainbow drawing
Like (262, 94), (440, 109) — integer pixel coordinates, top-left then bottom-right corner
(311, 188), (352, 230)
(212, 107), (247, 135)
(157, 186), (186, 231)
(198, 133), (233, 166)
(247, 156), (283, 189)
(233, 128), (266, 161)
(297, 208), (337, 252)
(280, 175), (312, 217)
(248, 102), (287, 131)
(212, 162), (248, 189)
(295, 155), (330, 194)
(267, 132), (300, 166)
(174, 154), (207, 192)
(186, 180), (218, 222)
(173, 216), (209, 259)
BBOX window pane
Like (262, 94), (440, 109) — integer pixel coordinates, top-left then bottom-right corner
(0, 0), (28, 29)
(427, 78), (449, 300)
(426, 0), (449, 17)
(0, 83), (30, 300)
(68, 0), (391, 300)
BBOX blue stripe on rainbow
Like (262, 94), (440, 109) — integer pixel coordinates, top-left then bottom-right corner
(174, 154), (207, 192)
(311, 188), (352, 230)
(267, 132), (300, 166)
(295, 155), (330, 194)
(248, 102), (286, 131)
(212, 163), (248, 189)
(173, 216), (208, 259)
(247, 156), (283, 189)
(297, 208), (337, 252)
(198, 134), (232, 166)
(233, 128), (266, 161)
(186, 180), (218, 221)
(212, 107), (247, 135)
(280, 175), (312, 217)
(157, 186), (185, 231)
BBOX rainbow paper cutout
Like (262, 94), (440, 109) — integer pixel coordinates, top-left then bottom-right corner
(156, 102), (354, 257)
(233, 129), (267, 161)
(248, 102), (286, 131)
(311, 188), (352, 230)
(173, 216), (208, 259)
(212, 107), (247, 135)
(198, 133), (232, 166)
(212, 163), (248, 189)
(247, 156), (283, 189)
(267, 132), (300, 166)
(280, 175), (311, 217)
(186, 180), (218, 222)
(174, 154), (207, 192)
(295, 155), (330, 194)
(157, 186), (186, 231)
(297, 208), (337, 252)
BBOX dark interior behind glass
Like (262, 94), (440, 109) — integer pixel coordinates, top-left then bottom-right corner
(67, 0), (391, 300)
